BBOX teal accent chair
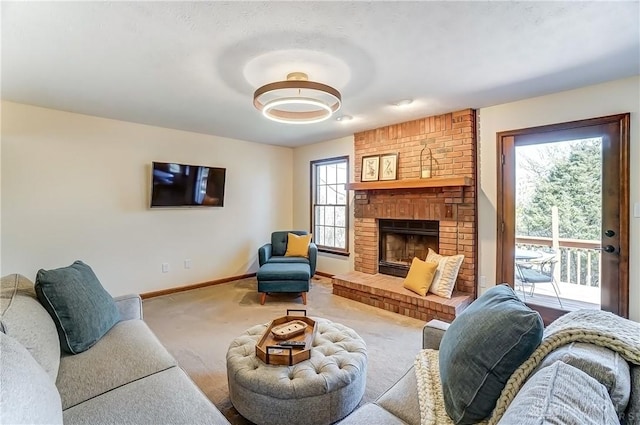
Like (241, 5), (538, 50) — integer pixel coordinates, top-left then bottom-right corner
(257, 231), (317, 305)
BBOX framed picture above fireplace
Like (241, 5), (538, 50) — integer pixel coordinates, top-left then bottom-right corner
(380, 153), (398, 180)
(361, 155), (380, 181)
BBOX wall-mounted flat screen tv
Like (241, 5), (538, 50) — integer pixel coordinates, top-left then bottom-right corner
(150, 161), (226, 208)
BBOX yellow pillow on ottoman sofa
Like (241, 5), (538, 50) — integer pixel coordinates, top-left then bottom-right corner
(285, 233), (312, 258)
(426, 248), (464, 298)
(403, 257), (438, 296)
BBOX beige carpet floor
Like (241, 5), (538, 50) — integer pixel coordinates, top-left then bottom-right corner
(143, 276), (425, 424)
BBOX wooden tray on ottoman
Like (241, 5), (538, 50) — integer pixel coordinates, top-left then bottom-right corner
(255, 310), (317, 366)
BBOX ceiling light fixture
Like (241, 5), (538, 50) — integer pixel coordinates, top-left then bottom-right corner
(336, 114), (353, 122)
(253, 72), (341, 124)
(394, 99), (413, 107)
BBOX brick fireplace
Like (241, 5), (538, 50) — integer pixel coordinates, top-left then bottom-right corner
(351, 109), (477, 297)
(378, 219), (439, 278)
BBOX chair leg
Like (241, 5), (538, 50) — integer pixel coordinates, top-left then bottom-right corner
(301, 292), (307, 305)
(515, 264), (529, 300)
(516, 279), (527, 301)
(260, 292), (266, 305)
(550, 280), (563, 308)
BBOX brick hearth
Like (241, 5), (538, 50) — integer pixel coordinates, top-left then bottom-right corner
(333, 271), (472, 322)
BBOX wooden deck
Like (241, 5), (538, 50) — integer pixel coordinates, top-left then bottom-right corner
(515, 279), (600, 311)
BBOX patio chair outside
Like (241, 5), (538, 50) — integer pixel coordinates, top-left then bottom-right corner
(515, 254), (563, 308)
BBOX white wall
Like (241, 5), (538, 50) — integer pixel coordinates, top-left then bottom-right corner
(1, 101), (293, 296)
(0, 101), (3, 276)
(478, 76), (640, 321)
(292, 135), (354, 275)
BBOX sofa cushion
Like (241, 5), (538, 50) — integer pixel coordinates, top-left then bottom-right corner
(0, 274), (61, 381)
(285, 232), (312, 258)
(56, 319), (176, 409)
(538, 342), (631, 418)
(35, 260), (120, 354)
(375, 365), (421, 425)
(425, 248), (464, 298)
(63, 367), (229, 425)
(336, 403), (410, 425)
(439, 284), (543, 425)
(403, 257), (437, 296)
(266, 256), (310, 265)
(0, 331), (63, 425)
(498, 361), (619, 425)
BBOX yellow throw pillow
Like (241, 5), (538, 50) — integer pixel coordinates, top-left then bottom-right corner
(284, 233), (312, 258)
(403, 257), (438, 296)
(425, 248), (464, 298)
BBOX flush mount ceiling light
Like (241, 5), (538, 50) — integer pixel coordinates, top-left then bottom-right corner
(394, 98), (413, 107)
(253, 72), (341, 124)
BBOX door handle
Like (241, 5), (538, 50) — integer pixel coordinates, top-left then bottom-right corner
(595, 245), (616, 253)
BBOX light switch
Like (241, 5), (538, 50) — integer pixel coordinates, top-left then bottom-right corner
(634, 202), (640, 218)
(479, 276), (487, 288)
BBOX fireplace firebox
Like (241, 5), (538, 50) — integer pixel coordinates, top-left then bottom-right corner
(378, 219), (439, 278)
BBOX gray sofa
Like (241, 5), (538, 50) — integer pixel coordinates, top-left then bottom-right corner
(0, 274), (230, 425)
(337, 320), (448, 425)
(341, 319), (639, 425)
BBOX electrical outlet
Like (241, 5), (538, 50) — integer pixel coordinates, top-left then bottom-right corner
(479, 275), (487, 288)
(184, 259), (192, 269)
(162, 263), (169, 273)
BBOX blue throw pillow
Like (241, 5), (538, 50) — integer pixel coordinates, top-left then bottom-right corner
(35, 261), (120, 354)
(439, 284), (543, 424)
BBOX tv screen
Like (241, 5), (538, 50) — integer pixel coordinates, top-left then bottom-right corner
(150, 161), (226, 208)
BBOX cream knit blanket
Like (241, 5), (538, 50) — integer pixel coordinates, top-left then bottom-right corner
(414, 309), (640, 425)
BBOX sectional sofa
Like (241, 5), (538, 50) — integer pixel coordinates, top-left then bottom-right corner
(2, 270), (638, 425)
(0, 273), (230, 425)
(341, 286), (640, 425)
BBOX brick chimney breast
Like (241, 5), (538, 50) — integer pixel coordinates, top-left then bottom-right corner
(352, 109), (476, 296)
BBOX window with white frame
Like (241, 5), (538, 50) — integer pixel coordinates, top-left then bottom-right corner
(311, 156), (349, 254)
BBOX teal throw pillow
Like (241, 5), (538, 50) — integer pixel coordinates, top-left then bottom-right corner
(439, 284), (543, 424)
(35, 260), (120, 354)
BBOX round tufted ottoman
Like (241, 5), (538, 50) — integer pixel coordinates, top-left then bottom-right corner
(226, 319), (367, 425)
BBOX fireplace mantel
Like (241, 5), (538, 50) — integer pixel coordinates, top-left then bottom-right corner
(347, 176), (472, 191)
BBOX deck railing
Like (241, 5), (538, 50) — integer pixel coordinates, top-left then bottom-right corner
(516, 236), (601, 287)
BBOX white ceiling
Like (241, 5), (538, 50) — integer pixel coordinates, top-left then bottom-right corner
(2, 1), (639, 147)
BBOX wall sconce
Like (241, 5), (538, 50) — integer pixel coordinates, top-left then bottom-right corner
(420, 141), (432, 179)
